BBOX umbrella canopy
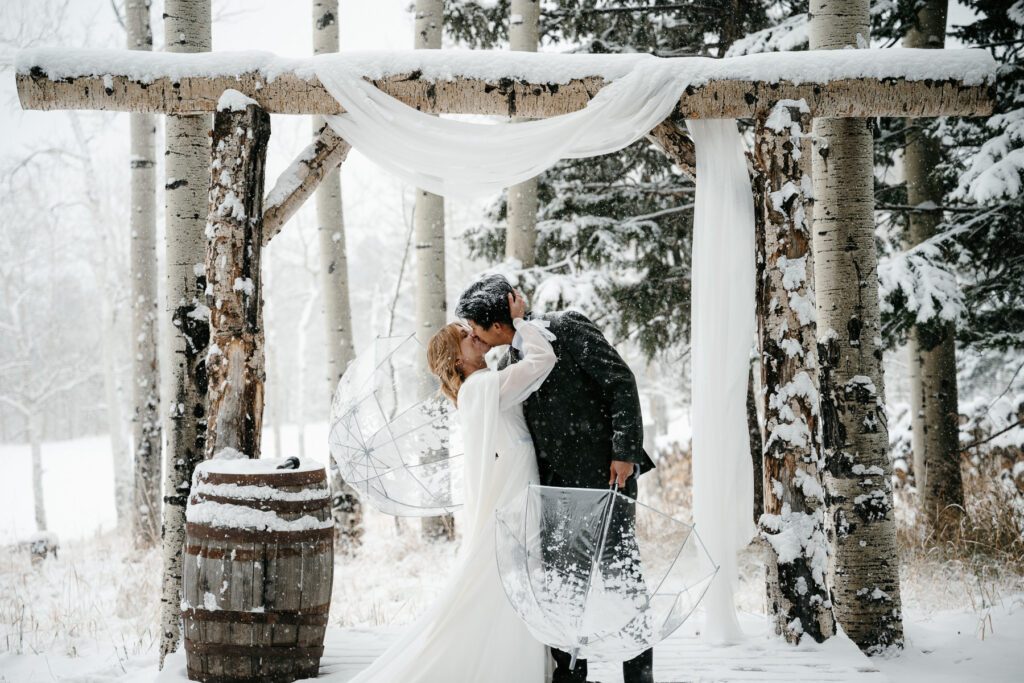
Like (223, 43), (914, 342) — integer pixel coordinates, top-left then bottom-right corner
(328, 334), (462, 516)
(495, 484), (717, 664)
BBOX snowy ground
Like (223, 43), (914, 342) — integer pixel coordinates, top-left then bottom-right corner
(2, 431), (1023, 682)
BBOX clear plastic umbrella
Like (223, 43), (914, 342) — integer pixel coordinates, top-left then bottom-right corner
(328, 334), (462, 516)
(495, 484), (717, 665)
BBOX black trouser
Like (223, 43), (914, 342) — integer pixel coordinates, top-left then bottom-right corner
(551, 646), (654, 683)
(540, 474), (654, 683)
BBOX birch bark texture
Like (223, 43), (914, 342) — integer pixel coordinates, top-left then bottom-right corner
(414, 0), (454, 542)
(902, 0), (964, 525)
(126, 0), (162, 548)
(809, 0), (904, 653)
(159, 0), (211, 667)
(505, 0), (539, 268)
(313, 0), (363, 550)
(204, 95), (270, 463)
(753, 101), (836, 643)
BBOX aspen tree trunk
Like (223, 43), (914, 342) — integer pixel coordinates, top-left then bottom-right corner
(809, 0), (904, 653)
(414, 0), (454, 542)
(313, 0), (363, 550)
(902, 0), (963, 526)
(158, 0), (211, 667)
(29, 412), (47, 531)
(754, 101), (836, 643)
(127, 0), (162, 548)
(505, 0), (539, 268)
(295, 292), (317, 461)
(204, 96), (270, 461)
(101, 297), (133, 529)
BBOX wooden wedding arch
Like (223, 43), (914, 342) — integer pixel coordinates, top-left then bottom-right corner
(16, 46), (994, 648)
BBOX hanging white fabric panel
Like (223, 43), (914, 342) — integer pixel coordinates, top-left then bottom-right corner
(686, 118), (757, 643)
(315, 58), (686, 198)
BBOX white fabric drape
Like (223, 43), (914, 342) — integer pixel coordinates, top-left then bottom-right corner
(314, 57), (756, 639)
(686, 119), (757, 643)
(315, 57), (686, 198)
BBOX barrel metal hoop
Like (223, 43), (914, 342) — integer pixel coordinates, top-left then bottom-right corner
(197, 469), (326, 487)
(184, 639), (325, 658)
(189, 493), (331, 514)
(184, 540), (332, 560)
(182, 606), (330, 624)
(185, 522), (334, 543)
(185, 671), (318, 683)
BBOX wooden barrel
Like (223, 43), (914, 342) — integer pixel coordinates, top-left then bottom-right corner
(183, 458), (334, 683)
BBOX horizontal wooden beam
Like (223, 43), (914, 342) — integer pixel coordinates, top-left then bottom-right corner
(16, 48), (995, 119)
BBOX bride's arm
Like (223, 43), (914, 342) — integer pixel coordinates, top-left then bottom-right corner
(497, 316), (557, 409)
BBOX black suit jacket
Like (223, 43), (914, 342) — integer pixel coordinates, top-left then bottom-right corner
(500, 310), (655, 492)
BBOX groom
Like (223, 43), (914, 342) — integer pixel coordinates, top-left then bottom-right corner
(456, 274), (656, 683)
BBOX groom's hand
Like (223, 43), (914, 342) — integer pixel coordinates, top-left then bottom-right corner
(609, 460), (634, 488)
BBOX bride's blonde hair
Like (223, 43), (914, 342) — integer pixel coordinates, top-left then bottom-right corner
(427, 322), (470, 406)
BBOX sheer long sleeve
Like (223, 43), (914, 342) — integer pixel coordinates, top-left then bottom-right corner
(497, 318), (557, 410)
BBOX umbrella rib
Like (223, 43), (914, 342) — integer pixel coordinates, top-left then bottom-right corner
(371, 390), (449, 508)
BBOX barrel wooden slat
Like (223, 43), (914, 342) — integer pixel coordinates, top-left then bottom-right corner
(183, 464), (332, 683)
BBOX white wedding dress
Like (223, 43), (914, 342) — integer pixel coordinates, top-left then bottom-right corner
(347, 318), (556, 683)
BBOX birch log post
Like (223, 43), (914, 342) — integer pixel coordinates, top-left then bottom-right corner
(753, 100), (836, 643)
(902, 0), (964, 526)
(159, 0), (211, 667)
(809, 0), (904, 653)
(126, 0), (162, 548)
(203, 92), (270, 462)
(414, 0), (455, 542)
(504, 0), (540, 268)
(313, 0), (363, 550)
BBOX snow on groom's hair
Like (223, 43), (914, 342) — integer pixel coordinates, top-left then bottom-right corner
(427, 322), (470, 406)
(455, 274), (515, 329)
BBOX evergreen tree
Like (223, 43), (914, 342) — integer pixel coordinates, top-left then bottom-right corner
(874, 2), (1024, 352)
(446, 0), (791, 357)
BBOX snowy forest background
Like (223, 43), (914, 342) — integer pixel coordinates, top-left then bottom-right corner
(1, 0), (1023, 680)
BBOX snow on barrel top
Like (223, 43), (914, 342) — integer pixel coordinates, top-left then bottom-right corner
(188, 456), (332, 532)
(195, 455), (324, 476)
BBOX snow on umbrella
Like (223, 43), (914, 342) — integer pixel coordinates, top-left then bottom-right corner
(328, 333), (462, 516)
(495, 484), (717, 665)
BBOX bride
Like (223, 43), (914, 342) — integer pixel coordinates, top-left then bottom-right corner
(348, 290), (554, 683)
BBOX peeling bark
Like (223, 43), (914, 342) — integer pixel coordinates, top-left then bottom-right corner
(810, 0), (904, 654)
(203, 99), (270, 462)
(754, 100), (836, 643)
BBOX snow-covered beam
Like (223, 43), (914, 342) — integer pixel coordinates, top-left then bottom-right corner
(15, 48), (995, 119)
(262, 126), (351, 246)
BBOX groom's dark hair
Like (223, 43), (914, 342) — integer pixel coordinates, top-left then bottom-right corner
(455, 274), (515, 328)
